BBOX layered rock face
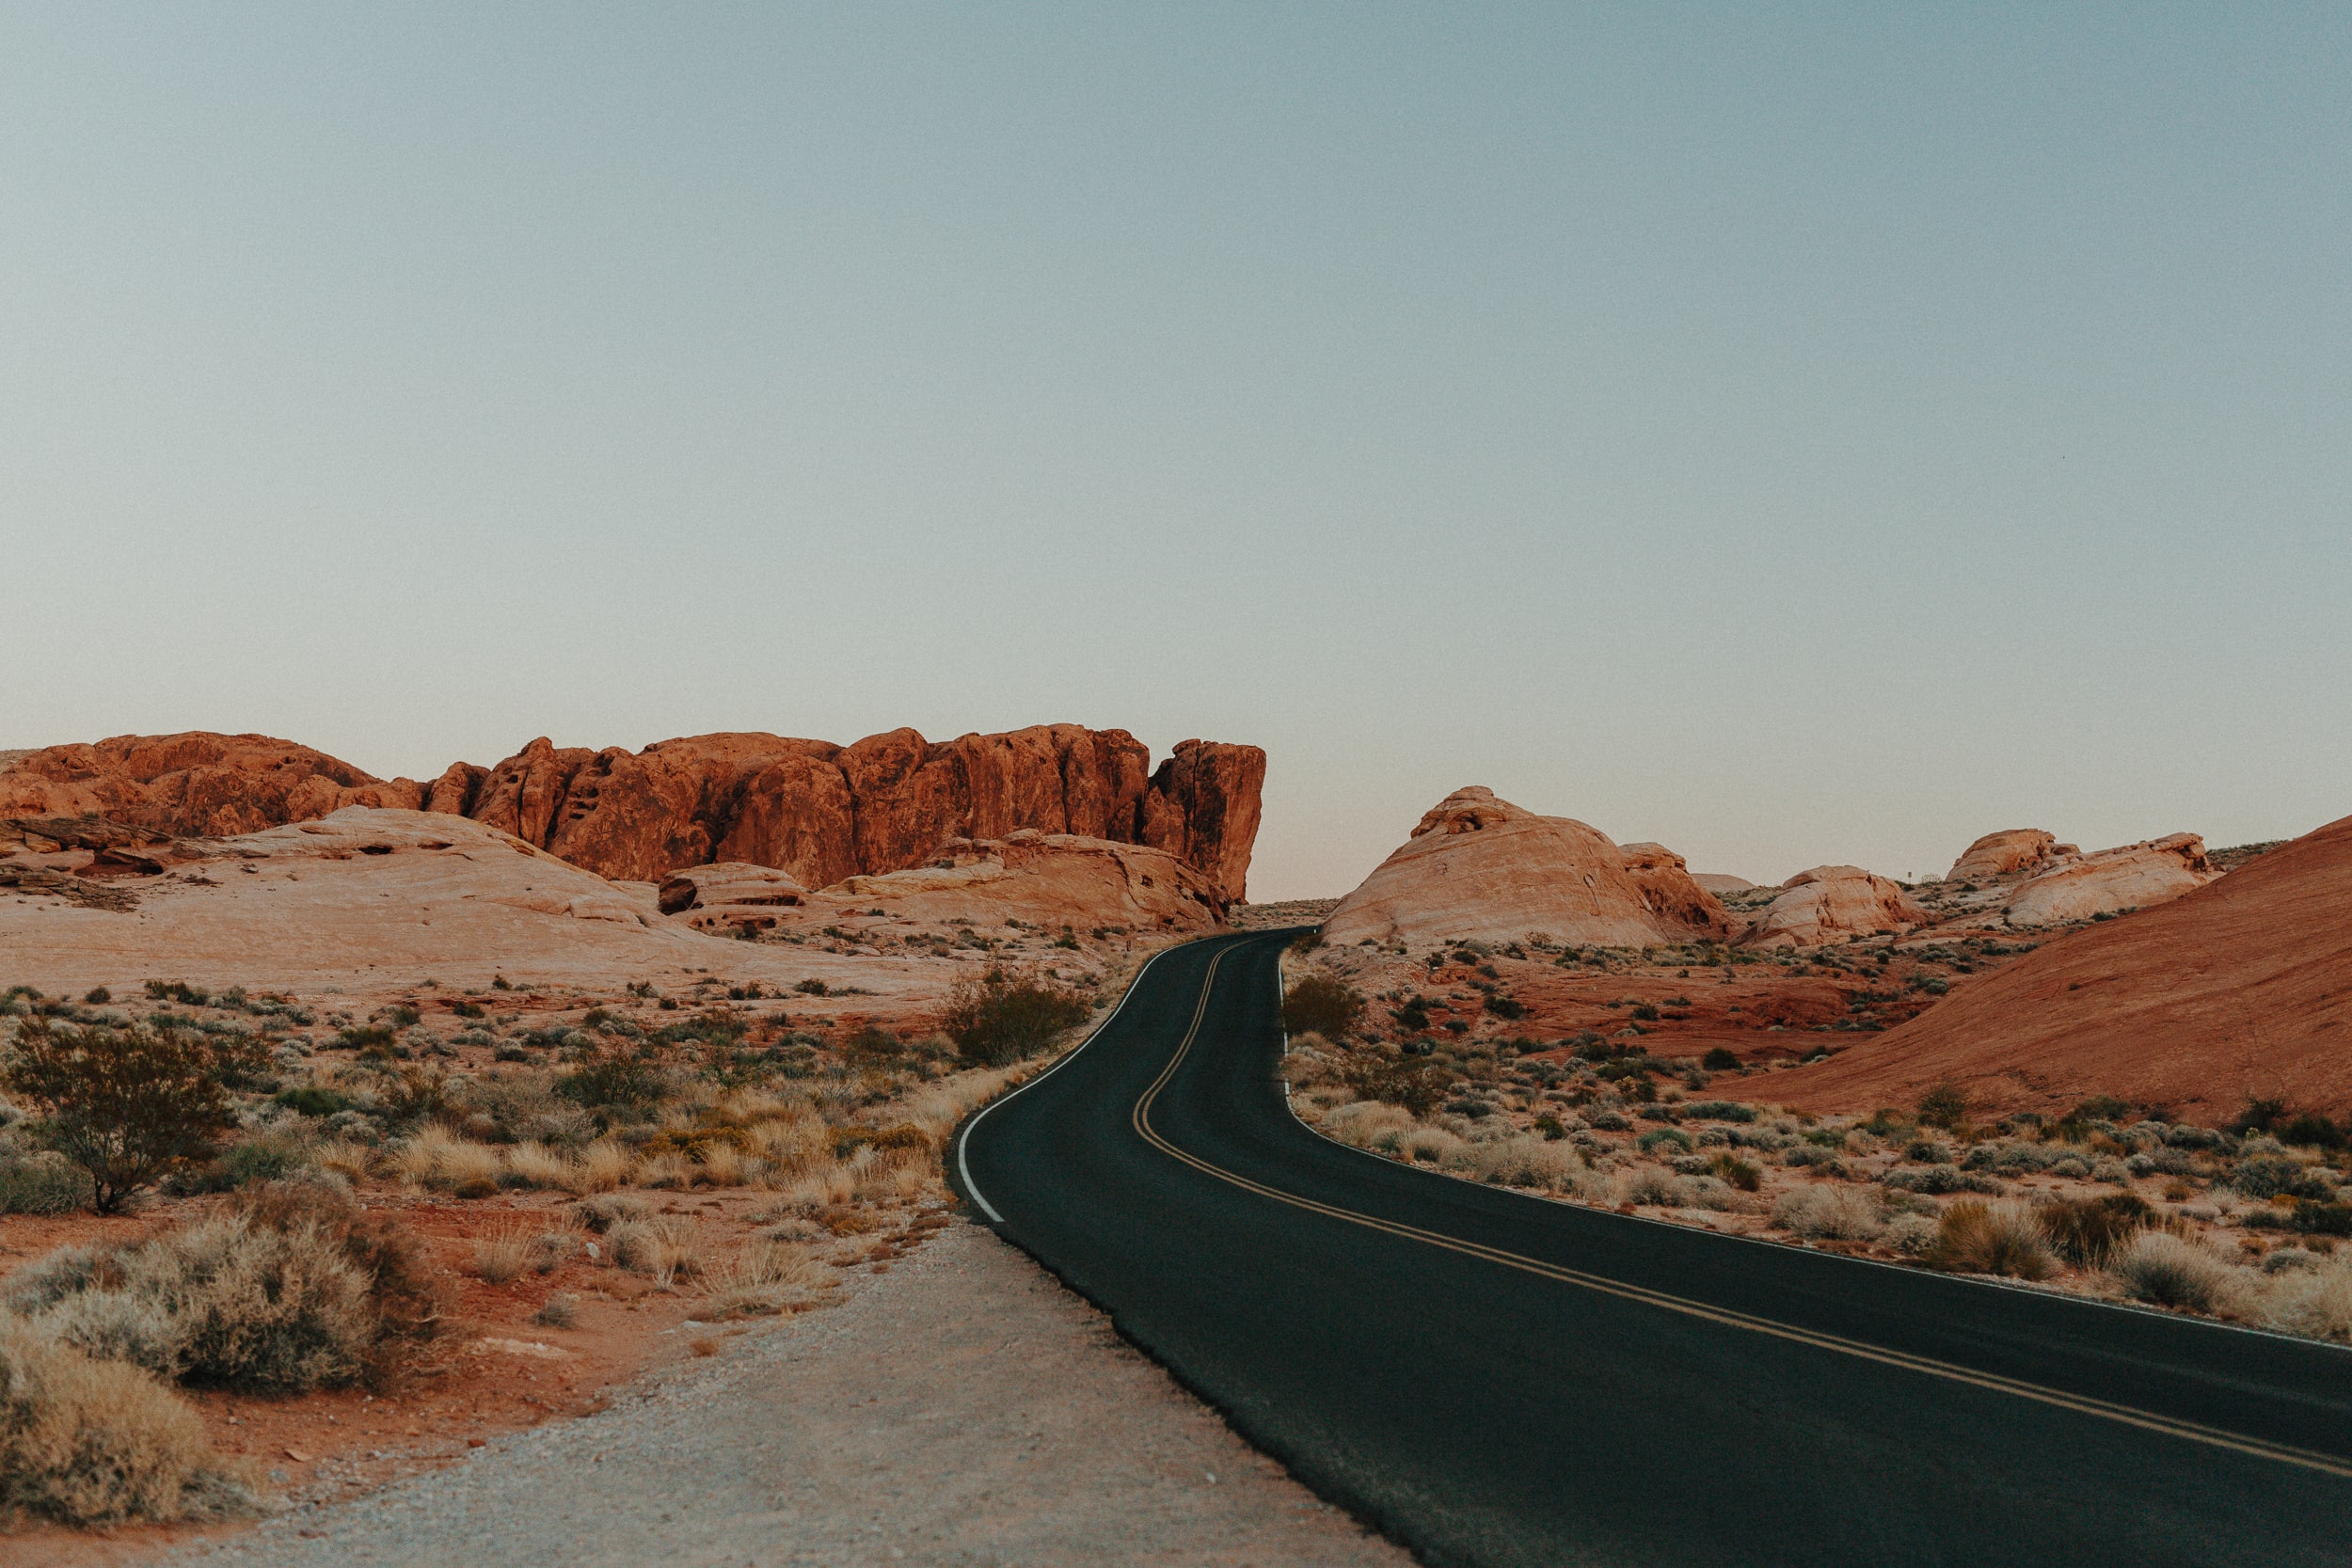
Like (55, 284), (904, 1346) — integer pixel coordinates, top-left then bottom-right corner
(0, 733), (425, 837)
(0, 725), (1265, 901)
(1741, 865), (1931, 948)
(1947, 829), (2074, 883)
(1779, 813), (2352, 1119)
(780, 830), (1226, 935)
(2001, 833), (2213, 927)
(1322, 788), (1728, 949)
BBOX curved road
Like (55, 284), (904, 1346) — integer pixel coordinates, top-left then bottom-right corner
(954, 931), (2352, 1567)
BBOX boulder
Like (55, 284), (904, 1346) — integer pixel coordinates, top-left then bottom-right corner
(1617, 843), (1734, 938)
(2001, 833), (2214, 927)
(1947, 829), (2074, 884)
(1742, 865), (1930, 947)
(1322, 788), (1725, 950)
(655, 862), (809, 917)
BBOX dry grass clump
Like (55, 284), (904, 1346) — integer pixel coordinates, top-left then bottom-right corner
(1925, 1200), (2053, 1280)
(1469, 1135), (1582, 1192)
(2106, 1230), (2240, 1313)
(0, 1323), (261, 1525)
(391, 1125), (502, 1196)
(469, 1224), (534, 1285)
(606, 1217), (702, 1288)
(532, 1293), (580, 1329)
(1772, 1185), (1883, 1241)
(571, 1192), (656, 1232)
(501, 1141), (576, 1191)
(704, 1242), (837, 1320)
(2259, 1254), (2352, 1341)
(3, 1180), (445, 1393)
(569, 1139), (634, 1194)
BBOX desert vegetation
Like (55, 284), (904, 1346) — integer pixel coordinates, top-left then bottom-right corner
(0, 959), (1118, 1527)
(1279, 958), (2352, 1345)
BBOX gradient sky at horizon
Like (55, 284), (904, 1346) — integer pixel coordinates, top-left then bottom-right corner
(5, 5), (2347, 898)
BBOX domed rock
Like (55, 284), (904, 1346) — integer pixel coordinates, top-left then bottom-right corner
(2002, 833), (2214, 927)
(1741, 865), (1930, 947)
(1947, 829), (2074, 884)
(0, 733), (422, 838)
(1322, 788), (1724, 950)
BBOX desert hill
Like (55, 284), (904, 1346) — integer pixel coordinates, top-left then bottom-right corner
(0, 724), (1264, 899)
(1775, 811), (2352, 1120)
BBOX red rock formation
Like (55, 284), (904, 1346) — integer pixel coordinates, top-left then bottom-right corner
(2000, 832), (2214, 927)
(0, 725), (1266, 900)
(1618, 843), (1734, 938)
(1741, 865), (1931, 948)
(1947, 829), (2074, 884)
(0, 734), (422, 838)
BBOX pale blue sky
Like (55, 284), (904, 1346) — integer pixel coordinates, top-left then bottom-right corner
(5, 5), (2346, 897)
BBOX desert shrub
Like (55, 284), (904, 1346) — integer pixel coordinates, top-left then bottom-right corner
(2261, 1255), (2352, 1342)
(3, 1020), (267, 1212)
(532, 1293), (580, 1329)
(1701, 1048), (1741, 1071)
(1771, 1186), (1882, 1241)
(1681, 1100), (1756, 1123)
(2106, 1230), (2237, 1313)
(1902, 1139), (1952, 1164)
(1926, 1200), (2053, 1279)
(1635, 1128), (1692, 1155)
(1343, 1053), (1452, 1118)
(8, 1180), (443, 1392)
(2231, 1157), (2334, 1202)
(469, 1224), (533, 1285)
(1883, 1212), (1940, 1255)
(556, 1043), (671, 1116)
(1883, 1164), (2001, 1196)
(606, 1217), (702, 1287)
(1915, 1083), (1970, 1131)
(390, 1125), (503, 1196)
(2289, 1201), (2352, 1238)
(1470, 1136), (1581, 1191)
(1706, 1152), (1761, 1192)
(0, 1152), (96, 1213)
(1619, 1166), (1685, 1207)
(2038, 1193), (2158, 1266)
(2280, 1113), (2345, 1149)
(274, 1085), (348, 1118)
(0, 1324), (259, 1525)
(571, 1193), (656, 1232)
(842, 1025), (906, 1066)
(940, 968), (1091, 1068)
(1282, 974), (1365, 1040)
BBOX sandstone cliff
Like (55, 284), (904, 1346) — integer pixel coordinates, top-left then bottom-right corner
(2000, 832), (2214, 927)
(0, 725), (1265, 901)
(1322, 788), (1728, 950)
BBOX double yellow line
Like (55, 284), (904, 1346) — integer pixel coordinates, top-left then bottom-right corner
(1131, 946), (2352, 1481)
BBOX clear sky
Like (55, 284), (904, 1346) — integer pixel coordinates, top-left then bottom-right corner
(5, 5), (2347, 898)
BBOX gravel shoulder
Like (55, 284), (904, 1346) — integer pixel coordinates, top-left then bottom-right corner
(135, 1221), (1412, 1568)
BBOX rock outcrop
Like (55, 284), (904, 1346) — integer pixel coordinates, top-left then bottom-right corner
(2001, 833), (2214, 927)
(1691, 872), (1758, 895)
(0, 725), (1265, 902)
(1777, 813), (2352, 1120)
(1946, 829), (2074, 884)
(771, 830), (1226, 936)
(1322, 788), (1728, 950)
(1741, 865), (1930, 948)
(0, 734), (424, 837)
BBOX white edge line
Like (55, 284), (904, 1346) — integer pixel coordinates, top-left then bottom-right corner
(955, 941), (1186, 1223)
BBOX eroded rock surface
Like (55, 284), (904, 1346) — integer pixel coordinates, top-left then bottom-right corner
(1946, 829), (2074, 884)
(0, 733), (425, 837)
(2001, 832), (2214, 927)
(1741, 865), (1930, 948)
(1322, 787), (1726, 949)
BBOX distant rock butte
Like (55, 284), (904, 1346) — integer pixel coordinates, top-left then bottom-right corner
(1741, 865), (1930, 948)
(2000, 832), (2213, 927)
(0, 726), (1265, 901)
(1321, 788), (1728, 950)
(1947, 829), (2075, 883)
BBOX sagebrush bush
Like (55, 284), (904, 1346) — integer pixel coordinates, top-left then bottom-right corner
(2038, 1193), (2157, 1266)
(2106, 1231), (2238, 1313)
(1926, 1200), (2053, 1279)
(0, 1152), (95, 1214)
(1281, 974), (1364, 1041)
(2260, 1255), (2352, 1341)
(5, 1180), (444, 1393)
(0, 1323), (259, 1525)
(4, 1020), (267, 1212)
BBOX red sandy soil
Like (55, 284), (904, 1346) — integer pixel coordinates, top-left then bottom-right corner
(0, 1185), (954, 1566)
(1771, 812), (2352, 1122)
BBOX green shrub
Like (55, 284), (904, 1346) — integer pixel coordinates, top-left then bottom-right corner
(1707, 1152), (1761, 1192)
(274, 1085), (348, 1117)
(1915, 1082), (1970, 1131)
(0, 1153), (95, 1214)
(3, 1020), (265, 1213)
(941, 967), (1091, 1068)
(1681, 1100), (1756, 1123)
(1636, 1128), (1692, 1155)
(2280, 1114), (2345, 1149)
(2289, 1201), (2352, 1238)
(557, 1044), (669, 1113)
(1701, 1047), (1740, 1071)
(1483, 994), (1526, 1021)
(1282, 974), (1365, 1040)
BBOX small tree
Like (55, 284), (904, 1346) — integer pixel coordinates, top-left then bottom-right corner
(4, 1020), (263, 1213)
(940, 967), (1090, 1068)
(1282, 974), (1364, 1040)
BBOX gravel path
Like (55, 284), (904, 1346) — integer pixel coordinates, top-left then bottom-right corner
(154, 1222), (1413, 1568)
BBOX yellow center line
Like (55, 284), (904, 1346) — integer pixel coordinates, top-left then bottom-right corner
(1129, 946), (2352, 1481)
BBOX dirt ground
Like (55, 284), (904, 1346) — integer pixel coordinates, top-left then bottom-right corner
(53, 1221), (1411, 1568)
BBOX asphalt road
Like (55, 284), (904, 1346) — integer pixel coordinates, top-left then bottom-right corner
(953, 930), (2352, 1568)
